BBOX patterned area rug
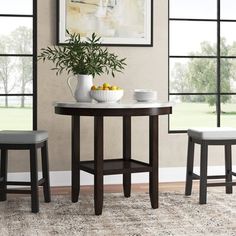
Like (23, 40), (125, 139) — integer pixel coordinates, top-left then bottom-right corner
(0, 189), (236, 236)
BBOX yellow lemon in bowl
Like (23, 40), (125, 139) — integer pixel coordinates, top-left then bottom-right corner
(91, 85), (97, 90)
(110, 86), (118, 90)
(103, 83), (110, 89)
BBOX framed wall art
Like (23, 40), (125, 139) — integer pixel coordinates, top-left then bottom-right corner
(57, 0), (153, 46)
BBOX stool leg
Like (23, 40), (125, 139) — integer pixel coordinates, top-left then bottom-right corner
(41, 141), (51, 202)
(185, 137), (195, 196)
(199, 142), (208, 204)
(225, 144), (233, 194)
(30, 145), (39, 213)
(0, 149), (8, 201)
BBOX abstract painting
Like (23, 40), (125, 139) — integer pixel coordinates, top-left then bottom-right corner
(58, 0), (153, 46)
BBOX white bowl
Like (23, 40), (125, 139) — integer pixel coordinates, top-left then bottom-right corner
(90, 90), (124, 103)
(134, 89), (157, 102)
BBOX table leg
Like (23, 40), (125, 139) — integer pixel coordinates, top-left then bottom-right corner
(149, 116), (159, 209)
(71, 116), (80, 203)
(123, 116), (131, 198)
(94, 116), (104, 215)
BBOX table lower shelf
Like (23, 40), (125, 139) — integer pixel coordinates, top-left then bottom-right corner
(80, 159), (152, 175)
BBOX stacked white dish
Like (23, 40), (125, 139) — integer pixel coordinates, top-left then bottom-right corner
(134, 89), (157, 102)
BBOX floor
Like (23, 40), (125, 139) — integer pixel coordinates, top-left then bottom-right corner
(3, 182), (235, 236)
(49, 182), (195, 196)
(3, 183), (236, 236)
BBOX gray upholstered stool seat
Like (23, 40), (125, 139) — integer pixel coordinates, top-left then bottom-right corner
(188, 127), (236, 140)
(0, 130), (48, 144)
(185, 127), (236, 205)
(0, 130), (51, 213)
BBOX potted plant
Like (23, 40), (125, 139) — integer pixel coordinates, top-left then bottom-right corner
(38, 32), (127, 102)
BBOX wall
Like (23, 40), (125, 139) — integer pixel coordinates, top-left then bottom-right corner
(8, 0), (232, 177)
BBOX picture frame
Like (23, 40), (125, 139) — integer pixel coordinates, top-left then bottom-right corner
(57, 0), (153, 47)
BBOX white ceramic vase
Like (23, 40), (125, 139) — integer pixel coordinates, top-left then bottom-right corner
(67, 74), (93, 102)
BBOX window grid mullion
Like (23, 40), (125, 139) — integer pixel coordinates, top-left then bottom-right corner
(168, 0), (236, 132)
(169, 18), (236, 23)
(169, 93), (236, 95)
(216, 0), (221, 127)
(170, 56), (217, 58)
(170, 56), (236, 59)
(169, 18), (217, 22)
(0, 14), (33, 17)
(33, 0), (37, 130)
(0, 94), (33, 96)
(0, 0), (36, 130)
(0, 54), (33, 57)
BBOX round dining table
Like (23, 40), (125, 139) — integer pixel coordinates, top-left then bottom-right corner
(54, 101), (172, 215)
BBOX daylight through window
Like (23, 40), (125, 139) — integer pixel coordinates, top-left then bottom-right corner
(0, 0), (37, 130)
(169, 0), (236, 132)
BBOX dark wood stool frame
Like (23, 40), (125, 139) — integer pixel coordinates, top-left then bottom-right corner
(0, 140), (51, 213)
(55, 106), (172, 215)
(185, 136), (236, 204)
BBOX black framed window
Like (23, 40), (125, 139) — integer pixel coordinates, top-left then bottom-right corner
(169, 0), (236, 132)
(0, 0), (37, 130)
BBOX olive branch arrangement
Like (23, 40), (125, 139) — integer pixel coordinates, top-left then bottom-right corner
(38, 31), (127, 78)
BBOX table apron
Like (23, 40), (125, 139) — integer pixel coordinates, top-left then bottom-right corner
(55, 107), (172, 117)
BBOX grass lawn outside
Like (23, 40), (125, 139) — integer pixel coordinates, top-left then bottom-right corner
(0, 104), (235, 131)
(0, 107), (32, 130)
(170, 102), (236, 130)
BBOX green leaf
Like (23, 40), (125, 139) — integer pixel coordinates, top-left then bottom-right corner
(38, 32), (127, 77)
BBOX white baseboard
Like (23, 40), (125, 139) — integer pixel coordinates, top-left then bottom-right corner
(7, 165), (235, 187)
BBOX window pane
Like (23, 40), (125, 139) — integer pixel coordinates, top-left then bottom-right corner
(221, 95), (236, 127)
(220, 59), (236, 93)
(0, 17), (32, 54)
(169, 21), (217, 56)
(169, 0), (217, 19)
(221, 22), (236, 56)
(0, 0), (32, 15)
(0, 96), (32, 130)
(0, 57), (33, 94)
(170, 95), (217, 130)
(221, 0), (236, 20)
(170, 58), (217, 93)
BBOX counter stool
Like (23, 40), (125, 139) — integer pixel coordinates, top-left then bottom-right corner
(0, 131), (51, 213)
(185, 128), (236, 204)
